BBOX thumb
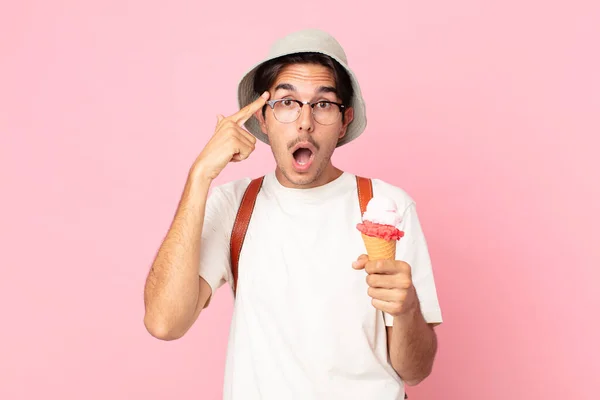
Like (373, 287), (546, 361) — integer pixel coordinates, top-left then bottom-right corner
(352, 254), (369, 270)
(216, 114), (225, 125)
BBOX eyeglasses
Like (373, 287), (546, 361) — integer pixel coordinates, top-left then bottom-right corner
(265, 99), (346, 125)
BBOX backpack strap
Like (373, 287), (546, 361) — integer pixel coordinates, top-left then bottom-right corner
(230, 176), (264, 296)
(356, 175), (373, 214)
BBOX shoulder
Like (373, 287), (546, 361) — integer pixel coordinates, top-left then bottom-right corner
(207, 176), (254, 211)
(369, 177), (416, 213)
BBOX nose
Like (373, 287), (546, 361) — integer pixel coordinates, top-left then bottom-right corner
(296, 103), (314, 133)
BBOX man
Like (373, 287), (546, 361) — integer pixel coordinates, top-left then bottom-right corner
(143, 29), (443, 399)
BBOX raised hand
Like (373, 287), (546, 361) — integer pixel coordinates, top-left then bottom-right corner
(193, 91), (270, 180)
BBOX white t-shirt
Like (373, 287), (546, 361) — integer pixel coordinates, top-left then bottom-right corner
(199, 171), (443, 400)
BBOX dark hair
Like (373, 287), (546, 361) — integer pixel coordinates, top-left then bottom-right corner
(253, 52), (354, 121)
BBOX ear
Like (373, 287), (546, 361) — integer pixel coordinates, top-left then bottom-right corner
(254, 107), (268, 135)
(338, 106), (354, 139)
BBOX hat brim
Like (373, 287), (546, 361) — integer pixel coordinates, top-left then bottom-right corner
(237, 50), (367, 148)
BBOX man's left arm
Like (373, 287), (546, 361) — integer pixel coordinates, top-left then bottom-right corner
(352, 257), (440, 386)
(385, 282), (438, 385)
(353, 201), (442, 385)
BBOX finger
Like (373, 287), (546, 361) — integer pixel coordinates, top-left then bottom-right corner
(231, 148), (253, 162)
(217, 119), (257, 146)
(229, 134), (255, 162)
(232, 91), (270, 126)
(216, 114), (225, 127)
(367, 287), (406, 303)
(371, 299), (403, 316)
(364, 259), (397, 275)
(352, 254), (369, 270)
(365, 273), (399, 289)
(232, 127), (256, 151)
(230, 144), (254, 162)
(235, 124), (257, 146)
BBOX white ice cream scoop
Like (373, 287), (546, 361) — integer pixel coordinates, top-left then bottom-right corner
(362, 196), (402, 227)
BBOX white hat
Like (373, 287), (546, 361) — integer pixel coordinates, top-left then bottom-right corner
(237, 29), (367, 147)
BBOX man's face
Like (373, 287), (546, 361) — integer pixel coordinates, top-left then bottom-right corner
(255, 63), (354, 188)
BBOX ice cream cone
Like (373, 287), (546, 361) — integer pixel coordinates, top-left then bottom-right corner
(361, 233), (396, 260)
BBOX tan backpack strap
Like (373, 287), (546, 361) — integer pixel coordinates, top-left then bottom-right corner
(356, 175), (373, 214)
(230, 176), (264, 296)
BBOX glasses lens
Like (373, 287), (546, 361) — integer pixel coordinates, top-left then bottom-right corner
(313, 101), (341, 125)
(273, 100), (300, 123)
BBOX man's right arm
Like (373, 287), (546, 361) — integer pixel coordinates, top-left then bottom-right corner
(142, 91), (270, 341)
(143, 166), (215, 341)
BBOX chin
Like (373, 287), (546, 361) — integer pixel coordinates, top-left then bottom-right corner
(272, 139), (335, 187)
(282, 168), (319, 186)
(277, 162), (325, 187)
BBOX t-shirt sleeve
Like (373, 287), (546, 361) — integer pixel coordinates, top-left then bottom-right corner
(383, 202), (443, 326)
(198, 186), (233, 296)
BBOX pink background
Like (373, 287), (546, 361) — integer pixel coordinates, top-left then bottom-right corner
(1, 1), (599, 399)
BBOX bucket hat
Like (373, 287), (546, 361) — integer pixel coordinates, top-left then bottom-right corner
(237, 29), (367, 147)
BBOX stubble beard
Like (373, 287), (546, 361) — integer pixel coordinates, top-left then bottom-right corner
(266, 124), (339, 188)
(273, 143), (336, 187)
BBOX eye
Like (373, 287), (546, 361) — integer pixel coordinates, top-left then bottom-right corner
(281, 99), (295, 107)
(316, 101), (331, 109)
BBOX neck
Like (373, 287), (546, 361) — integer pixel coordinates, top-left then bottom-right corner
(275, 163), (344, 189)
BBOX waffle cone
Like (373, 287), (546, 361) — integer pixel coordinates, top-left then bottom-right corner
(361, 233), (396, 260)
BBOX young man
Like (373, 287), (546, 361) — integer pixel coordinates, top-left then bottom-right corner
(143, 29), (443, 399)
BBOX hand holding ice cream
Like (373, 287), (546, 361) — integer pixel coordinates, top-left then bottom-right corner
(354, 196), (418, 318)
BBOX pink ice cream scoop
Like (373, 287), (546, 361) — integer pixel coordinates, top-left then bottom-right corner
(356, 196), (404, 241)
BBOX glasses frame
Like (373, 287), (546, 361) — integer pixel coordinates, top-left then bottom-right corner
(265, 99), (346, 125)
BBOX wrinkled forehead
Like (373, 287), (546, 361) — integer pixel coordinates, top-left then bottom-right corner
(271, 63), (337, 96)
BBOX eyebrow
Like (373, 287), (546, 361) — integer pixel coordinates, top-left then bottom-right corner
(274, 83), (338, 95)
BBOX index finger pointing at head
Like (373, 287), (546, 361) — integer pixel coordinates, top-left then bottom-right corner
(233, 91), (270, 126)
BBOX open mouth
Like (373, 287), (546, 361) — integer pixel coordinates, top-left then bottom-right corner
(293, 148), (313, 165)
(291, 143), (316, 171)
